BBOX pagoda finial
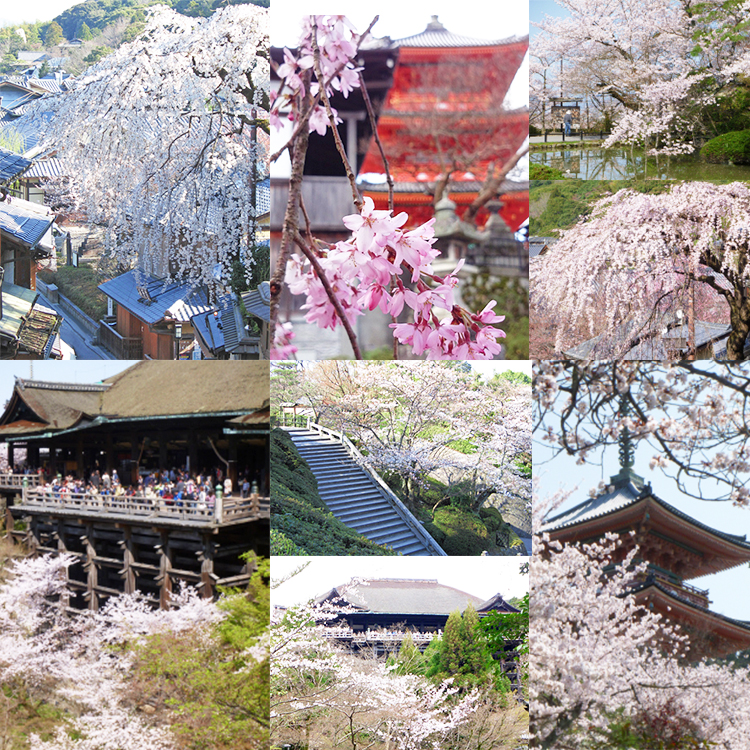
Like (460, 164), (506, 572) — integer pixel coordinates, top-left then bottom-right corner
(426, 15), (447, 32)
(618, 398), (635, 471)
(609, 396), (644, 490)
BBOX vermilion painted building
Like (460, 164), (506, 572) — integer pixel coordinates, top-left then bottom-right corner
(358, 17), (529, 232)
(541, 456), (750, 660)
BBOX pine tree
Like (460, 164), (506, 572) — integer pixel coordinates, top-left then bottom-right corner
(439, 609), (463, 675)
(44, 21), (63, 47)
(394, 631), (423, 675)
(459, 603), (487, 676)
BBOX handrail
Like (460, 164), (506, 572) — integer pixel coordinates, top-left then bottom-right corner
(305, 420), (447, 556)
(19, 487), (269, 523)
(0, 473), (43, 489)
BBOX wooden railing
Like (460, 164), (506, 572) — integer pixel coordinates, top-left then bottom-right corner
(19, 487), (269, 523)
(0, 473), (43, 490)
(321, 628), (437, 643)
(98, 321), (143, 360)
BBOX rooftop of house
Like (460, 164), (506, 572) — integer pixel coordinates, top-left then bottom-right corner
(0, 196), (55, 250)
(98, 270), (213, 326)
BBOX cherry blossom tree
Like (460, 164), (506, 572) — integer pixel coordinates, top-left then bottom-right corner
(31, 4), (269, 295)
(530, 527), (750, 750)
(532, 181), (750, 360)
(271, 596), (481, 750)
(532, 0), (750, 149)
(269, 15), (516, 360)
(533, 360), (750, 505)
(292, 361), (531, 512)
(0, 552), (269, 750)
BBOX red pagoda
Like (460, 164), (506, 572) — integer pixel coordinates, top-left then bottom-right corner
(358, 16), (529, 232)
(541, 431), (750, 660)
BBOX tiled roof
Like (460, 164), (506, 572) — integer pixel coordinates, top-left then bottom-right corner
(98, 270), (213, 326)
(0, 148), (32, 186)
(17, 303), (60, 356)
(317, 578), (485, 615)
(541, 479), (750, 550)
(242, 281), (270, 322)
(24, 157), (65, 179)
(0, 197), (55, 248)
(393, 18), (527, 48)
(0, 281), (36, 343)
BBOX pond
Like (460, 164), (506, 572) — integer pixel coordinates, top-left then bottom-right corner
(531, 146), (750, 181)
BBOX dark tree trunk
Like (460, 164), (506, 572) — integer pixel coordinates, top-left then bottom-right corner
(727, 289), (750, 360)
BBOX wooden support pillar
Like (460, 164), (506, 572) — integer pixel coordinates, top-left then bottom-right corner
(56, 519), (70, 609)
(83, 525), (98, 611)
(159, 432), (168, 473)
(106, 433), (114, 475)
(157, 531), (172, 610)
(130, 431), (139, 485)
(228, 439), (238, 488)
(199, 535), (215, 600)
(28, 444), (39, 470)
(76, 436), (85, 479)
(119, 526), (136, 595)
(8, 443), (15, 472)
(27, 518), (40, 554)
(188, 432), (197, 475)
(5, 507), (13, 536)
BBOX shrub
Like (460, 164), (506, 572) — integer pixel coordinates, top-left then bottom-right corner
(530, 163), (565, 180)
(700, 129), (750, 164)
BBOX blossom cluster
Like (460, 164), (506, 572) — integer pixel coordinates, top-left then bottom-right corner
(281, 198), (505, 359)
(272, 15), (361, 134)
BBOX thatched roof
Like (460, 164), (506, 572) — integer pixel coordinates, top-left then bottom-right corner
(0, 362), (269, 438)
(7, 379), (106, 431)
(100, 361), (269, 418)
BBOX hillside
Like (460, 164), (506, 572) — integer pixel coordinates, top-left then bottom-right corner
(53, 0), (268, 40)
(270, 428), (398, 556)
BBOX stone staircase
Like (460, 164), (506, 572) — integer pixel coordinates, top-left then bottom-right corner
(285, 426), (445, 556)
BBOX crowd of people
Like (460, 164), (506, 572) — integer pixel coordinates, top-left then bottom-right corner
(27, 466), (259, 513)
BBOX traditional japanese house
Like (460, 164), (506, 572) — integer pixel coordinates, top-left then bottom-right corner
(541, 438), (750, 659)
(0, 361), (269, 609)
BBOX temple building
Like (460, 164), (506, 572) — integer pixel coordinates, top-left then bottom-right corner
(0, 361), (269, 609)
(308, 577), (522, 687)
(540, 434), (750, 659)
(358, 17), (529, 235)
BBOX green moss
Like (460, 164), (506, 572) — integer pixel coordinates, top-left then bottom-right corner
(431, 507), (491, 556)
(529, 163), (565, 180)
(701, 130), (750, 164)
(270, 429), (397, 556)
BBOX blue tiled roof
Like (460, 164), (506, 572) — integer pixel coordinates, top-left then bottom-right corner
(98, 269), (213, 326)
(0, 197), (54, 247)
(0, 147), (32, 186)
